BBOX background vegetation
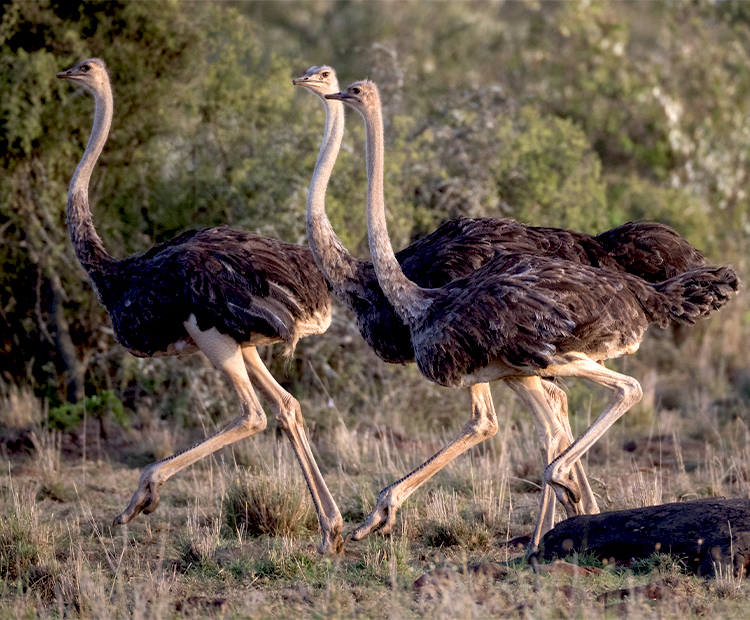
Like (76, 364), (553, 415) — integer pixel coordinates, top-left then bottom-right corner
(3, 1), (750, 617)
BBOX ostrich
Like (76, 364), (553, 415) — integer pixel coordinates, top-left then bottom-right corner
(326, 79), (738, 554)
(294, 65), (599, 523)
(57, 58), (344, 554)
(294, 66), (723, 539)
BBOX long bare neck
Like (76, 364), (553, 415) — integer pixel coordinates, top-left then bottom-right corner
(362, 101), (430, 323)
(67, 80), (114, 273)
(306, 94), (360, 290)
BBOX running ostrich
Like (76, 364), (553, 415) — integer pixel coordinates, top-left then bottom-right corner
(326, 80), (738, 555)
(57, 58), (344, 554)
(294, 66), (722, 537)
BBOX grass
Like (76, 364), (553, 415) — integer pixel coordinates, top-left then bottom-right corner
(4, 324), (750, 617)
(224, 454), (317, 538)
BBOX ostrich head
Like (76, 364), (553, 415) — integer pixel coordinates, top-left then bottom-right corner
(292, 65), (340, 98)
(325, 80), (380, 115)
(57, 58), (109, 92)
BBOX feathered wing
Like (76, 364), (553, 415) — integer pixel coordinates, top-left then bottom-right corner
(101, 227), (330, 356)
(331, 217), (728, 368)
(409, 253), (740, 387)
(411, 255), (581, 387)
(183, 228), (330, 352)
(348, 217), (615, 364)
(594, 221), (708, 282)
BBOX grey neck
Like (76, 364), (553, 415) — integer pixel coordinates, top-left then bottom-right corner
(67, 78), (114, 272)
(305, 92), (361, 291)
(361, 101), (430, 324)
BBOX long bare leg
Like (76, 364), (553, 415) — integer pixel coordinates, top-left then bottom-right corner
(115, 321), (267, 525)
(543, 357), (642, 512)
(348, 383), (498, 541)
(506, 377), (597, 558)
(241, 347), (343, 555)
(541, 380), (598, 515)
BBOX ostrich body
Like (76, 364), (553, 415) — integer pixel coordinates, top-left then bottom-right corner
(327, 79), (738, 554)
(294, 66), (718, 542)
(295, 70), (708, 368)
(57, 58), (344, 554)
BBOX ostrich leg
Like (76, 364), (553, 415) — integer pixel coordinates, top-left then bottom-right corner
(241, 347), (344, 554)
(506, 376), (598, 558)
(542, 356), (642, 511)
(541, 380), (598, 513)
(348, 383), (498, 540)
(115, 318), (343, 553)
(115, 320), (268, 525)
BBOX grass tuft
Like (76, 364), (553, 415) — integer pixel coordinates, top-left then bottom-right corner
(224, 457), (316, 539)
(0, 484), (62, 601)
(419, 489), (492, 551)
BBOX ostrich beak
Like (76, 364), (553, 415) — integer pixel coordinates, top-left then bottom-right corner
(292, 75), (308, 86)
(56, 69), (72, 79)
(324, 91), (352, 102)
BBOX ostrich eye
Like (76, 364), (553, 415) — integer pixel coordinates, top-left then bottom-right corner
(352, 87), (361, 95)
(80, 65), (90, 72)
(321, 71), (329, 78)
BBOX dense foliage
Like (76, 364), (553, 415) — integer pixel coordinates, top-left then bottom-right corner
(1, 1), (748, 422)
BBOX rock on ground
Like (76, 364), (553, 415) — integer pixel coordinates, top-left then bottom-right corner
(540, 497), (750, 577)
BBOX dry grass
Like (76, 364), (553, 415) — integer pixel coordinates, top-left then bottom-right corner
(0, 381), (42, 431)
(0, 483), (63, 601)
(224, 451), (317, 538)
(0, 414), (746, 619)
(3, 322), (750, 617)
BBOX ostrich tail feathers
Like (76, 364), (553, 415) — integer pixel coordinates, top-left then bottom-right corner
(654, 265), (739, 325)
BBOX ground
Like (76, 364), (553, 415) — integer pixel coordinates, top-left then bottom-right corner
(2, 347), (750, 618)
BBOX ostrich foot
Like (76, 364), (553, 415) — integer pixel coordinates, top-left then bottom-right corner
(346, 489), (400, 542)
(317, 523), (345, 556)
(113, 466), (161, 525)
(544, 463), (582, 519)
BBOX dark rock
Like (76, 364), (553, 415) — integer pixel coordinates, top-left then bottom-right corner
(540, 497), (750, 577)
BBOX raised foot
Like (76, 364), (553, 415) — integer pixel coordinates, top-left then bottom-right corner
(544, 462), (583, 519)
(113, 468), (161, 525)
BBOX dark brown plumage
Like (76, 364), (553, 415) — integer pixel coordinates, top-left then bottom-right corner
(84, 224), (330, 358)
(412, 251), (737, 388)
(348, 217), (710, 366)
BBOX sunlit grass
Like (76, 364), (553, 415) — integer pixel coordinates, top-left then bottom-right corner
(3, 354), (750, 618)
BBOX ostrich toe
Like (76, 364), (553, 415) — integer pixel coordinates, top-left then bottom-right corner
(113, 469), (161, 525)
(544, 463), (583, 516)
(317, 525), (345, 556)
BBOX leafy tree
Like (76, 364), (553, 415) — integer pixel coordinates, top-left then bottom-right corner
(2, 0), (749, 426)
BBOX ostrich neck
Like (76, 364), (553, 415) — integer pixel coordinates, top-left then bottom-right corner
(67, 81), (114, 274)
(363, 103), (429, 324)
(306, 95), (361, 292)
